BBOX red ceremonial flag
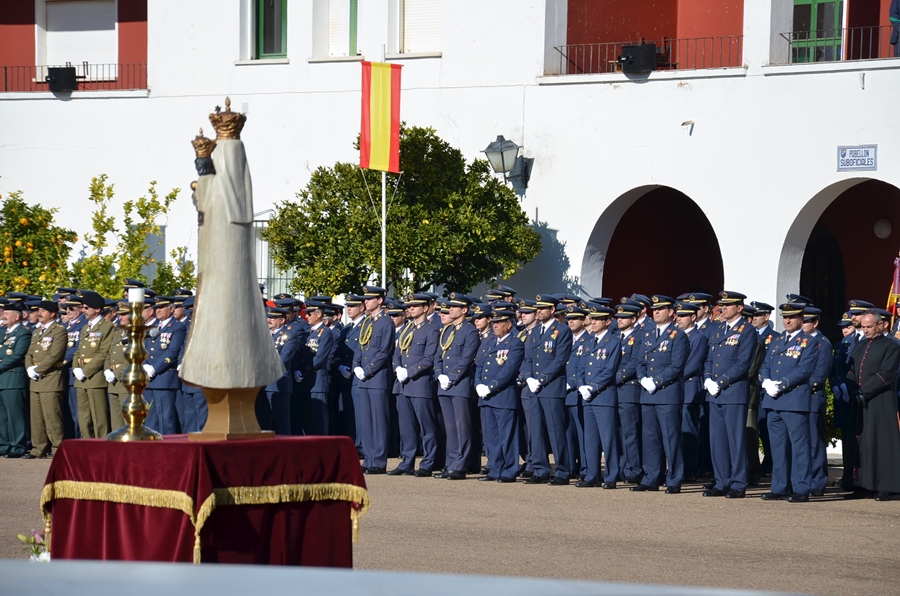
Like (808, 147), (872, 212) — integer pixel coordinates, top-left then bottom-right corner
(360, 61), (402, 173)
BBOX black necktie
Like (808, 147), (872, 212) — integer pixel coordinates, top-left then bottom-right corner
(656, 328), (661, 339)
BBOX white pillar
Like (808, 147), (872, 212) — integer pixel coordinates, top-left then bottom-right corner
(742, 0), (793, 70)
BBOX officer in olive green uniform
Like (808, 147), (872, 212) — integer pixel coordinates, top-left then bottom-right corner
(0, 302), (33, 458)
(72, 292), (116, 438)
(104, 302), (130, 429)
(24, 301), (67, 458)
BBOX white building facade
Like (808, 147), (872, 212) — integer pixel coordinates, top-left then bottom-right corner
(1, 0), (898, 335)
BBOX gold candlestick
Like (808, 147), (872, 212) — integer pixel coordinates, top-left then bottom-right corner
(107, 300), (162, 441)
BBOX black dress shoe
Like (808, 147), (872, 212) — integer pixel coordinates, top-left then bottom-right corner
(787, 493), (809, 503)
(875, 492), (894, 502)
(414, 469), (432, 477)
(810, 489), (825, 497)
(497, 477), (516, 483)
(432, 471), (449, 479)
(575, 480), (597, 488)
(523, 475), (548, 484)
(548, 476), (569, 486)
(520, 469), (534, 479)
(702, 482), (715, 490)
(3, 453), (22, 459)
(630, 484), (658, 492)
(387, 467), (413, 476)
(624, 476), (642, 484)
(703, 487), (726, 497)
(480, 466), (490, 475)
(665, 486), (681, 494)
(760, 492), (787, 501)
(478, 475), (498, 482)
(364, 467), (386, 475)
(447, 471), (466, 480)
(602, 482), (616, 489)
(21, 453), (38, 460)
(725, 489), (745, 499)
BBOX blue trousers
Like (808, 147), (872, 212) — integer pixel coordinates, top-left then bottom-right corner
(617, 401), (642, 480)
(584, 404), (620, 484)
(567, 399), (587, 478)
(519, 390), (533, 471)
(306, 391), (329, 435)
(265, 391), (292, 435)
(439, 394), (472, 473)
(531, 396), (570, 479)
(175, 388), (187, 433)
(357, 386), (390, 469)
(483, 406), (519, 480)
(145, 389), (178, 435)
(681, 402), (701, 477)
(397, 394), (438, 472)
(640, 403), (683, 489)
(809, 396), (828, 492)
(181, 389), (207, 433)
(708, 401), (749, 492)
(766, 409), (811, 496)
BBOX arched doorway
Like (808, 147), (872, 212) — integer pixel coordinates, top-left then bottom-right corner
(780, 179), (900, 342)
(581, 186), (724, 299)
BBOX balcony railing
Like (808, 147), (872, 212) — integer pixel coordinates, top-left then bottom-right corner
(778, 26), (897, 64)
(1, 63), (147, 92)
(552, 36), (743, 75)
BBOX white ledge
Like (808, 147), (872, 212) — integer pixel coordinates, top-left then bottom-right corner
(307, 55), (365, 63)
(385, 52), (442, 60)
(0, 89), (150, 100)
(762, 58), (900, 76)
(537, 66), (748, 85)
(234, 58), (290, 66)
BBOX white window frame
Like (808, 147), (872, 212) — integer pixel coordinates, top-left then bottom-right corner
(34, 0), (119, 81)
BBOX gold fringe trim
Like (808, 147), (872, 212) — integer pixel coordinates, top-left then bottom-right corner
(41, 480), (369, 565)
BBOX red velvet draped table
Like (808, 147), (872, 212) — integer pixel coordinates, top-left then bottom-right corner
(41, 436), (368, 566)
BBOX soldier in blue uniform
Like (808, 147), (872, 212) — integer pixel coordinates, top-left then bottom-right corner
(353, 286), (395, 474)
(470, 304), (494, 474)
(748, 301), (779, 475)
(61, 294), (86, 438)
(759, 303), (818, 502)
(143, 297), (186, 435)
(260, 306), (302, 434)
(391, 293), (440, 476)
(565, 305), (591, 481)
(0, 302), (32, 457)
(475, 307), (524, 482)
(800, 306), (833, 496)
(515, 299), (539, 477)
(522, 294), (573, 485)
(178, 296), (207, 432)
(831, 311), (856, 489)
(614, 303), (643, 483)
(485, 286), (516, 304)
(673, 301), (707, 482)
(434, 293), (480, 479)
(701, 291), (758, 498)
(631, 295), (688, 494)
(336, 294), (366, 444)
(298, 300), (335, 435)
(578, 305), (621, 488)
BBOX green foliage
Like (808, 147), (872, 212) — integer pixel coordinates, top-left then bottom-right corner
(0, 191), (78, 296)
(264, 125), (542, 295)
(153, 246), (197, 296)
(73, 176), (190, 298)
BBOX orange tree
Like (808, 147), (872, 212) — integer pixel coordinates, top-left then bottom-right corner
(0, 191), (78, 296)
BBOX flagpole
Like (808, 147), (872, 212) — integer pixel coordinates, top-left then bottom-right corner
(381, 170), (387, 288)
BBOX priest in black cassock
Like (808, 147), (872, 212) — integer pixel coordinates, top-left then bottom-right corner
(846, 311), (900, 501)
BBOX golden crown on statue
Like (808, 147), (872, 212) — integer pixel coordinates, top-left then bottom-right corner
(191, 128), (216, 158)
(209, 97), (246, 140)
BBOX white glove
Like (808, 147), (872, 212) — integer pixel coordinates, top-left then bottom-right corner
(567, 383), (574, 391)
(640, 377), (656, 393)
(525, 378), (541, 393)
(438, 374), (451, 390)
(354, 366), (365, 380)
(73, 368), (86, 381)
(27, 366), (39, 381)
(476, 384), (490, 398)
(762, 379), (781, 397)
(704, 378), (720, 396)
(103, 369), (116, 383)
(395, 367), (409, 383)
(293, 370), (303, 383)
(177, 364), (182, 372)
(578, 385), (593, 401)
(142, 364), (155, 379)
(339, 365), (352, 379)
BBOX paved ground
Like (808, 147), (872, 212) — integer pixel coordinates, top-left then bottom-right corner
(3, 456), (899, 595)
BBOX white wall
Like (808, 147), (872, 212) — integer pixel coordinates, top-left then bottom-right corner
(1, 0), (898, 303)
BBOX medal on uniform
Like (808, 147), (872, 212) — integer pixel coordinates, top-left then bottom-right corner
(4, 349), (10, 356)
(90, 342), (97, 348)
(496, 350), (508, 366)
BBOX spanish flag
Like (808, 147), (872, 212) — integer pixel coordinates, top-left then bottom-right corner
(360, 61), (402, 173)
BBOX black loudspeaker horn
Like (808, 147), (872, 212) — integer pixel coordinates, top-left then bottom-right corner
(46, 67), (76, 92)
(619, 44), (657, 74)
